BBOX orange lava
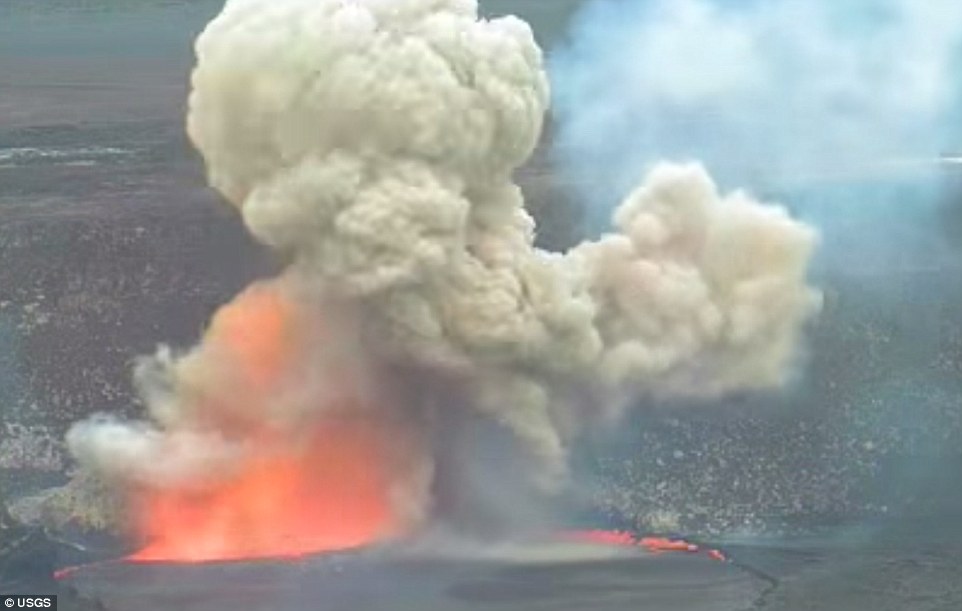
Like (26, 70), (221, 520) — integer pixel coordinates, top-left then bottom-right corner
(127, 283), (411, 563)
(129, 419), (406, 563)
(562, 530), (726, 560)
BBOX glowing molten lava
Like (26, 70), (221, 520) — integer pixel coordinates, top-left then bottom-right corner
(127, 284), (414, 563)
(129, 419), (405, 563)
(561, 530), (727, 561)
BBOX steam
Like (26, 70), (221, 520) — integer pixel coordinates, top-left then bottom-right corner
(67, 0), (820, 541)
(551, 0), (962, 215)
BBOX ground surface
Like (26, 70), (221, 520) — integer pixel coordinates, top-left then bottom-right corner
(37, 526), (962, 611)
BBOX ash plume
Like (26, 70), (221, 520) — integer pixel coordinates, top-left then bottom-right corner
(67, 0), (820, 546)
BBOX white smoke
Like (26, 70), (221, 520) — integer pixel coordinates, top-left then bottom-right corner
(68, 0), (820, 529)
(552, 0), (962, 212)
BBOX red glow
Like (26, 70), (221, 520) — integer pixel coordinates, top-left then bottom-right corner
(126, 284), (411, 563)
(561, 530), (725, 560)
(128, 419), (405, 563)
(561, 529), (639, 547)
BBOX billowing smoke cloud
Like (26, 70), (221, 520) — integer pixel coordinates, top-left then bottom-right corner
(551, 0), (962, 220)
(67, 0), (819, 551)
